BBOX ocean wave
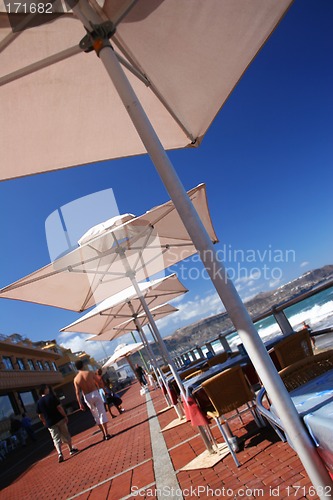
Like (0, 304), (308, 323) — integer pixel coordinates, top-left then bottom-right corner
(288, 300), (333, 331)
(208, 298), (333, 354)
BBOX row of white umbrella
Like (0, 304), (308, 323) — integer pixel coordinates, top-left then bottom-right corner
(0, 184), (213, 402)
(102, 343), (145, 371)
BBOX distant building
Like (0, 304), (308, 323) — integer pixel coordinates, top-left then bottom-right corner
(115, 362), (135, 382)
(104, 358), (135, 386)
(0, 334), (100, 436)
(0, 334), (62, 435)
(36, 342), (100, 413)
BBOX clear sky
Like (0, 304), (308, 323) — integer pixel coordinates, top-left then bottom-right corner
(0, 0), (332, 361)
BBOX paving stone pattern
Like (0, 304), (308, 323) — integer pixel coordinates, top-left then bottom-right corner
(0, 381), (319, 499)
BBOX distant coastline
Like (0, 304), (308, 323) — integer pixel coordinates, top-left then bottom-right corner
(161, 264), (333, 355)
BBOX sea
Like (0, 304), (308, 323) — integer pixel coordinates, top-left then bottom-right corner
(205, 285), (333, 355)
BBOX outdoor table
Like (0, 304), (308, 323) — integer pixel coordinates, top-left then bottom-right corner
(286, 369), (333, 474)
(263, 369), (333, 475)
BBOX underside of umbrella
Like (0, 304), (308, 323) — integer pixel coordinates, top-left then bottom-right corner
(87, 303), (178, 342)
(60, 273), (186, 334)
(0, 0), (293, 180)
(0, 184), (211, 311)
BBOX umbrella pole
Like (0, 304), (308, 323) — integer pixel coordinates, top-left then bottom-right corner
(72, 3), (333, 487)
(130, 306), (182, 418)
(130, 331), (149, 371)
(105, 55), (332, 486)
(146, 323), (168, 365)
(125, 354), (136, 377)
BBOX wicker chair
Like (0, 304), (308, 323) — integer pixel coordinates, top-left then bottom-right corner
(200, 365), (263, 467)
(256, 349), (333, 443)
(269, 329), (313, 370)
(183, 369), (204, 381)
(206, 351), (228, 368)
(279, 349), (333, 392)
(179, 366), (205, 381)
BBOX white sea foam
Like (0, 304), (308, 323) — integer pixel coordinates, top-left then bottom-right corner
(288, 300), (333, 331)
(206, 298), (333, 355)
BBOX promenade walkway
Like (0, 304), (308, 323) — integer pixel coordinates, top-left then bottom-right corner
(0, 381), (319, 499)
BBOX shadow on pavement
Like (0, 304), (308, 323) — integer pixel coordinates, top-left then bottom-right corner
(0, 411), (96, 490)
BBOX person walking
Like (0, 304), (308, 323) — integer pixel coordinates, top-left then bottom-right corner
(134, 364), (148, 387)
(36, 384), (78, 463)
(104, 378), (125, 415)
(95, 368), (117, 418)
(74, 360), (111, 441)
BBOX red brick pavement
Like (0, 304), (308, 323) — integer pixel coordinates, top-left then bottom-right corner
(0, 381), (322, 499)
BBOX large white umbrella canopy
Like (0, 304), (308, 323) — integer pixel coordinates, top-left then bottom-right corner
(0, 0), (293, 180)
(87, 303), (178, 341)
(102, 342), (145, 369)
(60, 273), (186, 336)
(0, 184), (212, 311)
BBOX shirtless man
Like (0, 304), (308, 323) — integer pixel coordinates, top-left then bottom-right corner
(74, 360), (111, 441)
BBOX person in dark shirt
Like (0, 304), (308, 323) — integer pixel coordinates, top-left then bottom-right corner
(134, 364), (148, 387)
(104, 378), (125, 415)
(36, 384), (78, 463)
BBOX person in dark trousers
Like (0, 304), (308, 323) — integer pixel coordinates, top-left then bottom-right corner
(104, 378), (125, 415)
(134, 364), (148, 387)
(95, 369), (117, 418)
(36, 384), (78, 463)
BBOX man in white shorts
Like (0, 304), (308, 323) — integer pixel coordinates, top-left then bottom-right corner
(74, 360), (111, 441)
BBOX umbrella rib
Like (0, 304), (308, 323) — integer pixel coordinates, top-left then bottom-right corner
(0, 45), (144, 89)
(78, 246), (120, 310)
(112, 35), (196, 144)
(114, 51), (151, 86)
(95, 310), (115, 334)
(0, 24), (23, 53)
(130, 224), (155, 273)
(0, 45), (81, 87)
(130, 299), (143, 317)
(70, 268), (125, 277)
(129, 242), (193, 250)
(110, 0), (140, 27)
(0, 1), (72, 54)
(131, 247), (170, 279)
(101, 312), (130, 319)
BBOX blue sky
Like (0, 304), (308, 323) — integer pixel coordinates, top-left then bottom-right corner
(0, 0), (332, 361)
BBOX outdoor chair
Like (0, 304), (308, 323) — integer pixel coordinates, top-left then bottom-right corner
(200, 365), (263, 467)
(279, 349), (333, 392)
(206, 351), (228, 368)
(183, 369), (204, 381)
(268, 329), (313, 370)
(256, 350), (333, 444)
(179, 366), (205, 381)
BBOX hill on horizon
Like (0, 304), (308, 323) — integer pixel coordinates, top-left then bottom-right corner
(160, 264), (333, 356)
